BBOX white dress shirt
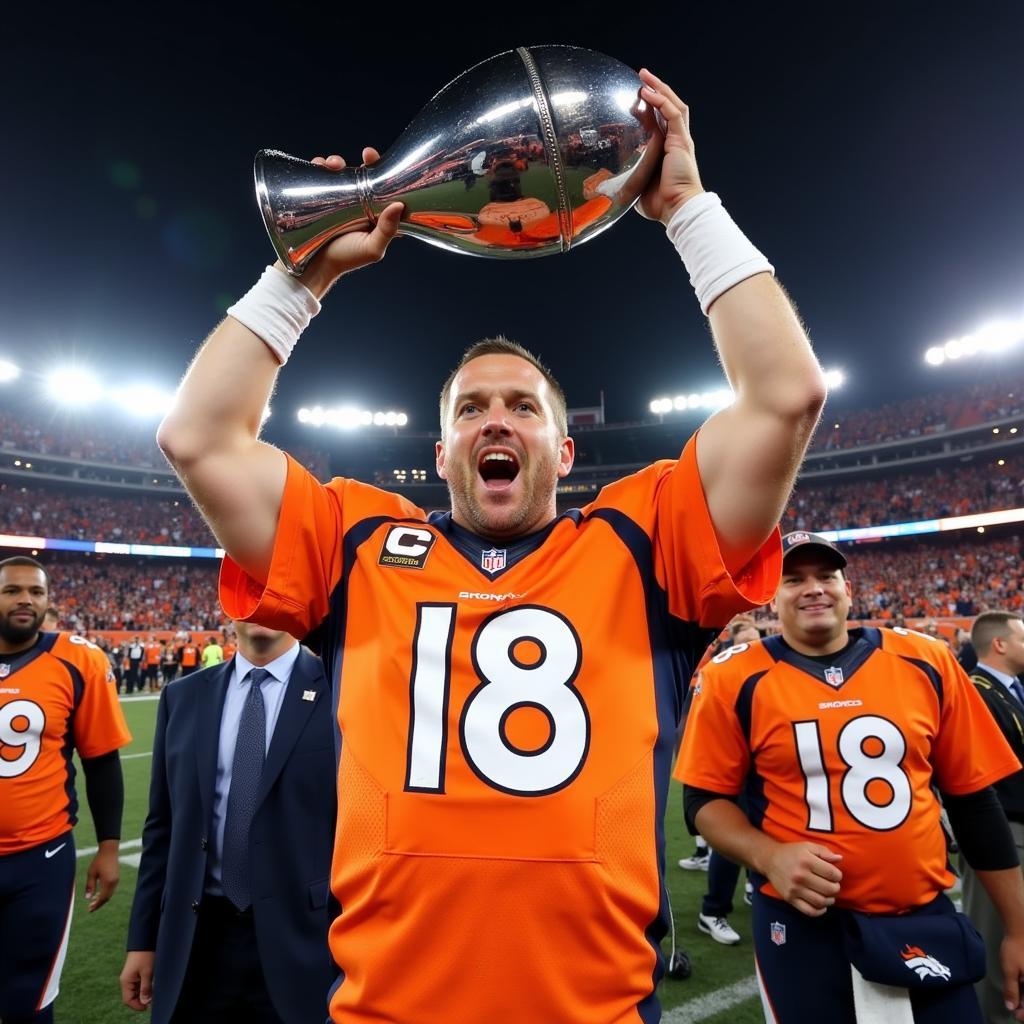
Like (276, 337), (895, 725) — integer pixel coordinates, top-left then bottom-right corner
(205, 642), (301, 893)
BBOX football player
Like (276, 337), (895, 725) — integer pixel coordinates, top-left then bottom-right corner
(0, 556), (131, 1023)
(158, 73), (828, 1023)
(677, 532), (1024, 1023)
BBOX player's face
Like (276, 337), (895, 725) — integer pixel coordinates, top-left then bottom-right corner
(0, 565), (48, 647)
(436, 355), (574, 540)
(771, 553), (851, 653)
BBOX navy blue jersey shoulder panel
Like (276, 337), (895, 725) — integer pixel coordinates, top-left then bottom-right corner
(735, 670), (769, 744)
(897, 656), (944, 705)
(586, 506), (718, 1024)
(55, 656), (85, 829)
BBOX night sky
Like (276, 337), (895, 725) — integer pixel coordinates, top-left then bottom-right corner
(4, 3), (1023, 446)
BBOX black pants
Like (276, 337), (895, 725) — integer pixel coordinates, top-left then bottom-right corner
(752, 891), (983, 1023)
(172, 896), (283, 1024)
(0, 833), (75, 1023)
(125, 663), (142, 693)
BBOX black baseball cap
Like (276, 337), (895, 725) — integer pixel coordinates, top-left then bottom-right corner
(781, 531), (848, 569)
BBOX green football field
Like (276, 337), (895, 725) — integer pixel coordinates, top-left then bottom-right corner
(59, 697), (764, 1024)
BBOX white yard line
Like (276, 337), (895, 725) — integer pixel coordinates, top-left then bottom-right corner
(119, 695), (160, 703)
(662, 975), (759, 1023)
(76, 837), (142, 858)
(121, 751), (153, 760)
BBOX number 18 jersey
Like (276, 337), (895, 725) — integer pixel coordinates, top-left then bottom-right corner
(676, 627), (1020, 913)
(221, 435), (780, 1024)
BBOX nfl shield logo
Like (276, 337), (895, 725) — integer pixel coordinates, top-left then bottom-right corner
(771, 922), (786, 947)
(824, 665), (844, 687)
(0, 663), (8, 679)
(481, 548), (506, 574)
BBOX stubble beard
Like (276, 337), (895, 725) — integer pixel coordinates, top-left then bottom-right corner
(447, 453), (559, 541)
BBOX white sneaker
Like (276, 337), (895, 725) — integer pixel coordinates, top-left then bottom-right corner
(698, 914), (741, 945)
(677, 851), (710, 871)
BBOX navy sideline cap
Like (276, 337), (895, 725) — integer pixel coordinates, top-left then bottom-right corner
(781, 531), (848, 569)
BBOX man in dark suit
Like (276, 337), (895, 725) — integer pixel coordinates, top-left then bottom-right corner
(119, 620), (337, 1023)
(963, 610), (1024, 1024)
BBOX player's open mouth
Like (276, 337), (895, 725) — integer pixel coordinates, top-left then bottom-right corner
(478, 449), (520, 490)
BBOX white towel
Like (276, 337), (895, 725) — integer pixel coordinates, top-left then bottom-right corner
(850, 964), (915, 1024)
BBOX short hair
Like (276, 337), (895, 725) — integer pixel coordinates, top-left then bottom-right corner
(0, 556), (49, 590)
(971, 610), (1024, 656)
(439, 336), (568, 438)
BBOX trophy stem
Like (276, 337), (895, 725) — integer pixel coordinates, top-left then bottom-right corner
(255, 150), (373, 274)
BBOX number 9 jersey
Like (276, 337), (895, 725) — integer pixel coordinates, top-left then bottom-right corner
(0, 632), (132, 854)
(675, 626), (1021, 914)
(220, 435), (781, 1024)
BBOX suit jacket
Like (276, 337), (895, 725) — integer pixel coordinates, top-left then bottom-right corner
(969, 665), (1024, 823)
(127, 648), (338, 1024)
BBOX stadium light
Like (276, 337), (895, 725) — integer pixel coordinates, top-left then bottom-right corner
(47, 366), (103, 406)
(924, 316), (1024, 366)
(650, 369), (845, 417)
(109, 384), (176, 418)
(297, 405), (408, 429)
(0, 359), (19, 383)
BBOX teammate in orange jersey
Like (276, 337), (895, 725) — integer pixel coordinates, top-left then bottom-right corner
(676, 532), (1024, 1023)
(158, 73), (827, 1023)
(0, 556), (132, 1023)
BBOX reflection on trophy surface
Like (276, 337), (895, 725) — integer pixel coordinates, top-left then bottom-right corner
(256, 46), (664, 273)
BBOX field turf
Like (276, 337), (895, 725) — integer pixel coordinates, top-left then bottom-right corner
(58, 696), (763, 1023)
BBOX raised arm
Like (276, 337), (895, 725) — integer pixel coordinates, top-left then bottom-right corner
(637, 70), (827, 574)
(157, 149), (403, 583)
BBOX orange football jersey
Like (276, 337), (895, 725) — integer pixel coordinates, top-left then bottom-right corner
(0, 632), (132, 854)
(221, 436), (780, 1024)
(675, 626), (1020, 913)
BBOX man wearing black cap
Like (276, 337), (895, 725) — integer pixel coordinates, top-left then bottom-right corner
(676, 531), (1024, 1023)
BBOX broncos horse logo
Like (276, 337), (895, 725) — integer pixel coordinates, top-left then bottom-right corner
(900, 944), (952, 981)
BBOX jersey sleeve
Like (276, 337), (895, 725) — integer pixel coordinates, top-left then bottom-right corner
(220, 454), (346, 637)
(929, 642), (1022, 795)
(673, 662), (750, 792)
(654, 434), (781, 627)
(71, 642), (132, 759)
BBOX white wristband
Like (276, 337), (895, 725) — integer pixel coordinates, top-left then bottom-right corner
(666, 192), (775, 315)
(226, 265), (321, 365)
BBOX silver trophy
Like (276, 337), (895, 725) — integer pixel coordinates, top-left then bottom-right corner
(256, 46), (663, 273)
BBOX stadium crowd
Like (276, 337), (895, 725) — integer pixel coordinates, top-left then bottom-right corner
(783, 452), (1024, 531)
(0, 484), (216, 546)
(5, 450), (1023, 550)
(0, 407), (331, 479)
(811, 374), (1024, 450)
(44, 555), (220, 632)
